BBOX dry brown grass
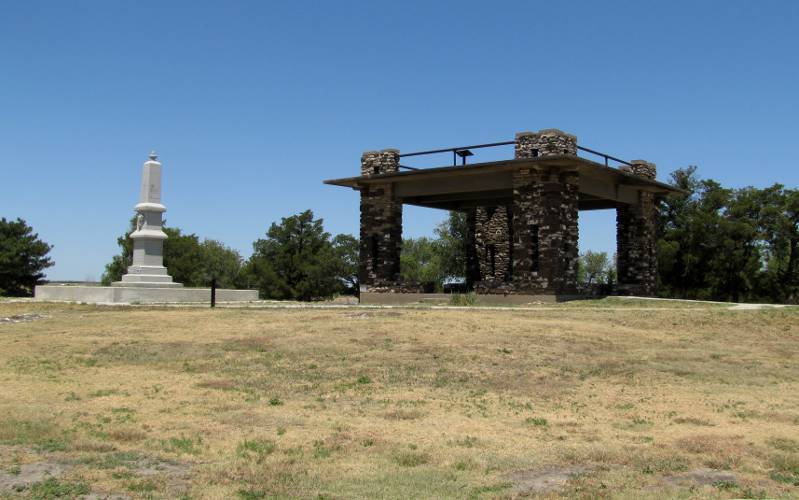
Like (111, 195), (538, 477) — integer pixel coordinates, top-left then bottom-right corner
(0, 300), (798, 499)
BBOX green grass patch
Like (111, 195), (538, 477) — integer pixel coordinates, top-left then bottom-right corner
(27, 478), (90, 499)
(770, 453), (799, 486)
(393, 450), (430, 467)
(0, 417), (71, 452)
(161, 435), (201, 455)
(126, 479), (158, 493)
(7, 356), (62, 377)
(237, 490), (267, 500)
(525, 417), (548, 427)
(110, 407), (136, 423)
(451, 435), (479, 448)
(769, 437), (799, 453)
(88, 388), (129, 398)
(79, 451), (143, 469)
(449, 293), (478, 306)
(467, 482), (512, 499)
(237, 439), (276, 461)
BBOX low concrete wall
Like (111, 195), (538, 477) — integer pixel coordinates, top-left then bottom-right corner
(35, 285), (258, 304)
(360, 292), (582, 305)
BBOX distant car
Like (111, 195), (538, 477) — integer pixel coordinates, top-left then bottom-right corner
(442, 277), (468, 294)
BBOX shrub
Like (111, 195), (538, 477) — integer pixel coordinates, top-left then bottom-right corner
(449, 293), (477, 306)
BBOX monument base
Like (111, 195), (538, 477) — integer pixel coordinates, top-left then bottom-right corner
(111, 281), (184, 288)
(34, 285), (258, 304)
(115, 265), (180, 287)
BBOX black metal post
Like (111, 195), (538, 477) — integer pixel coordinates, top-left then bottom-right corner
(210, 278), (217, 308)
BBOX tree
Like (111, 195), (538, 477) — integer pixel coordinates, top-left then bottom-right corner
(657, 167), (798, 303)
(752, 185), (799, 303)
(101, 218), (242, 288)
(397, 211), (470, 292)
(244, 210), (342, 300)
(160, 228), (205, 285)
(331, 233), (359, 294)
(657, 169), (737, 300)
(400, 237), (444, 290)
(578, 250), (612, 286)
(199, 239), (244, 289)
(0, 218), (54, 296)
(434, 211), (470, 279)
(100, 217), (135, 285)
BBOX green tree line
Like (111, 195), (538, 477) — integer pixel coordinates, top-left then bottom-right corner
(658, 167), (799, 303)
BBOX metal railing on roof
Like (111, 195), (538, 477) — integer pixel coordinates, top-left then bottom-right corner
(396, 140), (634, 171)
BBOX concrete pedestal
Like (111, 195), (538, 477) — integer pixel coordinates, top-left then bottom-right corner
(35, 285), (258, 304)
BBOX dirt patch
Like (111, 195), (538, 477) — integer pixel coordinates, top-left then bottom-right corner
(672, 417), (715, 426)
(0, 452), (191, 497)
(132, 458), (191, 479)
(345, 312), (372, 319)
(344, 311), (404, 319)
(111, 456), (192, 495)
(197, 379), (237, 390)
(377, 311), (403, 317)
(661, 468), (737, 488)
(506, 465), (590, 494)
(0, 313), (46, 324)
(0, 460), (69, 493)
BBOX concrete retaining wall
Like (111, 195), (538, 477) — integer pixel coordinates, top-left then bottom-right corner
(34, 285), (258, 304)
(359, 292), (581, 305)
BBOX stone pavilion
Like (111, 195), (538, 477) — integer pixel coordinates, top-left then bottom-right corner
(324, 128), (683, 303)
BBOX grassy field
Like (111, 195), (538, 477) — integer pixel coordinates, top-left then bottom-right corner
(0, 300), (798, 499)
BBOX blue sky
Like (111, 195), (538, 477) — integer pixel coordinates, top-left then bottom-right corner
(2, 1), (798, 281)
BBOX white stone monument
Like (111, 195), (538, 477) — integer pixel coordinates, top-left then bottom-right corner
(113, 152), (181, 288)
(34, 151), (259, 304)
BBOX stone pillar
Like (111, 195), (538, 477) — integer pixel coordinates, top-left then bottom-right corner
(616, 160), (658, 296)
(465, 209), (481, 288)
(511, 129), (579, 295)
(114, 152), (181, 288)
(359, 149), (402, 289)
(472, 205), (512, 285)
(515, 128), (577, 158)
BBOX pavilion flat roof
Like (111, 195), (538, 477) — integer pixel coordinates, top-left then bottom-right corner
(324, 155), (684, 211)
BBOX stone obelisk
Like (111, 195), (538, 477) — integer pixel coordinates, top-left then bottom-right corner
(113, 152), (182, 288)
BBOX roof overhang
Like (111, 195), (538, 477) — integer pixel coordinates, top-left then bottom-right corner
(324, 156), (685, 211)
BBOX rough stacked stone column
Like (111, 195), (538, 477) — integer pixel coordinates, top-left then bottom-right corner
(472, 205), (512, 284)
(465, 209), (481, 287)
(515, 128), (578, 157)
(616, 160), (658, 296)
(359, 149), (403, 288)
(511, 129), (580, 294)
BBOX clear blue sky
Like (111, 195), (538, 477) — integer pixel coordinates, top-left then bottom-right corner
(2, 1), (798, 281)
